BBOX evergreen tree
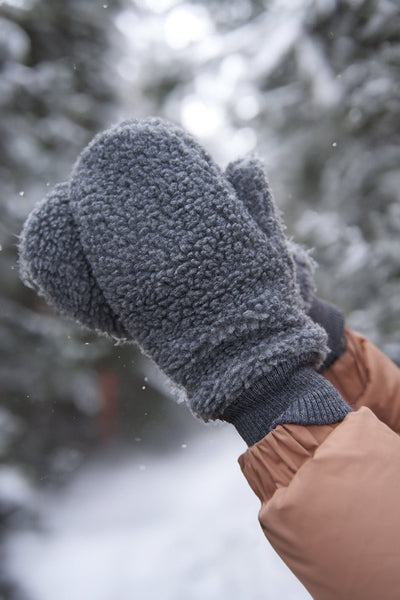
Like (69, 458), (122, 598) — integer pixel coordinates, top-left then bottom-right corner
(116, 0), (400, 360)
(0, 0), (185, 509)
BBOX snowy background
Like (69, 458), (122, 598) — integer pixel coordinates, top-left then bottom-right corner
(0, 0), (399, 598)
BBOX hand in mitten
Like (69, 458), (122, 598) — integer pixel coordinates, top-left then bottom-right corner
(19, 121), (206, 340)
(225, 157), (346, 371)
(19, 118), (350, 445)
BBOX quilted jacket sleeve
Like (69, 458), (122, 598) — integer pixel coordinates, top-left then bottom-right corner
(239, 330), (400, 600)
(323, 327), (400, 433)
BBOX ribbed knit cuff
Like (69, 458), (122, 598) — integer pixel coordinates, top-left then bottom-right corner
(309, 297), (346, 371)
(222, 365), (351, 447)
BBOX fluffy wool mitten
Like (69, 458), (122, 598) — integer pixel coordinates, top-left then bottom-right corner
(225, 157), (346, 371)
(19, 118), (350, 441)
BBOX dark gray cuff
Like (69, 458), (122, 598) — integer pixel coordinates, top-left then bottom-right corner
(309, 297), (346, 371)
(222, 365), (351, 447)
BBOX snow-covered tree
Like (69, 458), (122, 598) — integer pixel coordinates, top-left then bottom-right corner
(0, 0), (160, 489)
(115, 0), (400, 360)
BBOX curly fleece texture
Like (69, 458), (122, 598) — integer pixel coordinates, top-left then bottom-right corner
(19, 118), (329, 421)
(19, 182), (127, 338)
(224, 158), (347, 371)
(225, 157), (316, 311)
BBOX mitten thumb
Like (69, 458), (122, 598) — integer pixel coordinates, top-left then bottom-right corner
(18, 182), (127, 338)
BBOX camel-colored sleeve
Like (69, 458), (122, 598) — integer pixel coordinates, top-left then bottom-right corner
(239, 408), (400, 600)
(239, 332), (400, 599)
(323, 327), (400, 434)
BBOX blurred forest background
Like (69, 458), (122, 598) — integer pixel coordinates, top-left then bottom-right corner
(0, 0), (399, 598)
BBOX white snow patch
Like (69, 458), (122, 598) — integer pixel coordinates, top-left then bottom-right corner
(4, 429), (310, 600)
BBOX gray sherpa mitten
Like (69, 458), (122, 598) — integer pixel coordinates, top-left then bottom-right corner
(225, 157), (346, 371)
(19, 117), (351, 441)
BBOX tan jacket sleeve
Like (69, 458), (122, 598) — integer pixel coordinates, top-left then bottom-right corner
(323, 327), (400, 433)
(239, 331), (400, 600)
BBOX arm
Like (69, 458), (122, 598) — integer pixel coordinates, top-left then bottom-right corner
(224, 157), (400, 598)
(239, 407), (400, 600)
(323, 327), (400, 434)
